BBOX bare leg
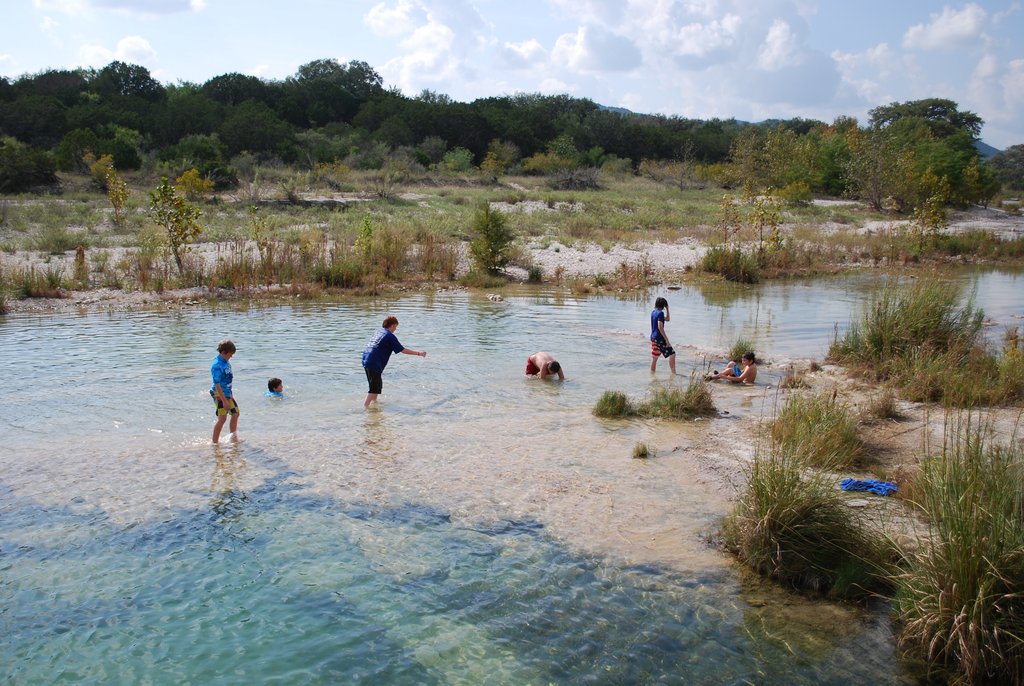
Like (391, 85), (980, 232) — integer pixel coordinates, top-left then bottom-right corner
(212, 415), (227, 443)
(650, 355), (658, 372)
(228, 411), (239, 441)
(364, 393), (379, 408)
(669, 352), (677, 375)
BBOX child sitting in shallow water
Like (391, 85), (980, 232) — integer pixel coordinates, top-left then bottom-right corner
(708, 352), (758, 384)
(264, 377), (284, 398)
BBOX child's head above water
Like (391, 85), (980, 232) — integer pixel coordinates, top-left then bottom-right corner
(268, 377), (283, 393)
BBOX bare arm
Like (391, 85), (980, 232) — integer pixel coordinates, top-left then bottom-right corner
(657, 320), (670, 346)
(726, 364), (756, 383)
(401, 349), (426, 358)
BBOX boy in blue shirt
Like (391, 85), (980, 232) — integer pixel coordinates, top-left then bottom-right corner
(361, 315), (427, 408)
(210, 339), (239, 443)
(264, 378), (284, 398)
(650, 297), (677, 374)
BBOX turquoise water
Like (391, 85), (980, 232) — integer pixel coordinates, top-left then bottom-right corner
(3, 269), (1020, 684)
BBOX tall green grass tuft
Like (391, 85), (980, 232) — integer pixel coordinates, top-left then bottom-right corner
(722, 448), (889, 598)
(830, 278), (982, 370)
(771, 390), (864, 469)
(701, 245), (760, 283)
(593, 376), (716, 420)
(641, 380), (716, 419)
(593, 390), (636, 417)
(894, 416), (1024, 683)
(829, 278), (1024, 406)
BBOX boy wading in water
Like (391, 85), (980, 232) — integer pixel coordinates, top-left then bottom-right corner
(361, 316), (427, 408)
(210, 339), (239, 443)
(650, 297), (677, 374)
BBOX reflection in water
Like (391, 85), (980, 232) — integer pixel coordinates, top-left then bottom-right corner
(210, 443), (248, 522)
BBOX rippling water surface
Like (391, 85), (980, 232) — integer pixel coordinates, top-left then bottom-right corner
(3, 269), (1020, 684)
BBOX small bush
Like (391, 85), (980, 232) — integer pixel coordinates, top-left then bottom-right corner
(526, 265), (544, 283)
(727, 337), (755, 364)
(723, 449), (889, 599)
(701, 245), (760, 283)
(469, 204), (516, 274)
(863, 391), (901, 421)
(312, 257), (364, 288)
(632, 442), (653, 459)
(640, 381), (716, 420)
(549, 167), (601, 190)
(30, 224), (83, 254)
(593, 391), (636, 417)
(771, 390), (863, 469)
(894, 417), (1024, 683)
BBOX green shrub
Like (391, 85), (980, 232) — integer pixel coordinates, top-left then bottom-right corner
(593, 390), (636, 417)
(894, 417), (1024, 683)
(776, 181), (812, 206)
(640, 381), (716, 419)
(701, 245), (760, 283)
(771, 391), (864, 469)
(0, 138), (57, 192)
(723, 449), (888, 598)
(727, 336), (755, 364)
(458, 270), (506, 288)
(469, 204), (516, 274)
(29, 224), (83, 254)
(312, 257), (364, 288)
(830, 279), (983, 369)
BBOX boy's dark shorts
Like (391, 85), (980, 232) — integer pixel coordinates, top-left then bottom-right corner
(365, 367), (383, 394)
(651, 339), (675, 358)
(210, 391), (239, 416)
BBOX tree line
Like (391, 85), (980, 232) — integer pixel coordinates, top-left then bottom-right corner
(1, 58), (1022, 209)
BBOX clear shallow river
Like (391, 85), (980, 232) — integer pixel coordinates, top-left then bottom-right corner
(2, 268), (1021, 684)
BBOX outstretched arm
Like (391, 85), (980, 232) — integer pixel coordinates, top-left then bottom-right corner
(401, 349), (427, 358)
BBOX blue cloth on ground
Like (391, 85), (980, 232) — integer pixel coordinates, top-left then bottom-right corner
(840, 478), (898, 496)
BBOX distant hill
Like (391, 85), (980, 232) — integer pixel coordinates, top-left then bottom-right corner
(597, 104), (634, 116)
(975, 140), (1000, 159)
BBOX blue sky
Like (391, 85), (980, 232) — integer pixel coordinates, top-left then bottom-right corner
(2, 1), (1022, 148)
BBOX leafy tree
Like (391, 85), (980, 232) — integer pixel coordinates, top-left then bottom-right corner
(469, 204), (515, 273)
(0, 137), (57, 192)
(844, 128), (917, 211)
(0, 94), (67, 147)
(55, 128), (101, 172)
(989, 144), (1024, 190)
(149, 178), (203, 275)
(175, 168), (214, 200)
(869, 98), (982, 140)
(92, 61), (165, 102)
(105, 166), (130, 225)
(441, 147), (474, 172)
(218, 101), (297, 161)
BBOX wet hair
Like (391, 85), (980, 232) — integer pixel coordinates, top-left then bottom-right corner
(382, 315), (399, 328)
(548, 361), (561, 374)
(217, 339), (236, 354)
(742, 352), (756, 363)
(268, 377), (282, 392)
(655, 297), (668, 309)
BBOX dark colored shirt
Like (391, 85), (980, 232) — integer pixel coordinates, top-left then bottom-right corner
(361, 328), (404, 372)
(650, 308), (666, 342)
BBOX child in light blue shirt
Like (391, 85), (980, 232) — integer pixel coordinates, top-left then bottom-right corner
(264, 377), (284, 398)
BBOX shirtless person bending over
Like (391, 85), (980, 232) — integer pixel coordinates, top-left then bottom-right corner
(525, 352), (565, 380)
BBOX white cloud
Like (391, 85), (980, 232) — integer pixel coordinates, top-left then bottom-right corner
(757, 19), (800, 71)
(538, 77), (575, 94)
(673, 14), (741, 65)
(77, 35), (157, 67)
(903, 3), (987, 50)
(40, 16), (58, 32)
(499, 39), (546, 69)
(552, 26), (641, 72)
(1003, 59), (1024, 109)
(365, 0), (424, 37)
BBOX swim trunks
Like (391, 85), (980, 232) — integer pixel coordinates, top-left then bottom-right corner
(210, 391), (239, 416)
(365, 367), (383, 394)
(526, 358), (540, 375)
(651, 339), (675, 358)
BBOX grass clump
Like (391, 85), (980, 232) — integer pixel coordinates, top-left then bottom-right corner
(722, 448), (889, 599)
(701, 245), (760, 283)
(771, 390), (864, 469)
(593, 377), (716, 420)
(829, 277), (1024, 406)
(632, 442), (653, 459)
(893, 416), (1024, 683)
(593, 391), (636, 418)
(641, 381), (716, 419)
